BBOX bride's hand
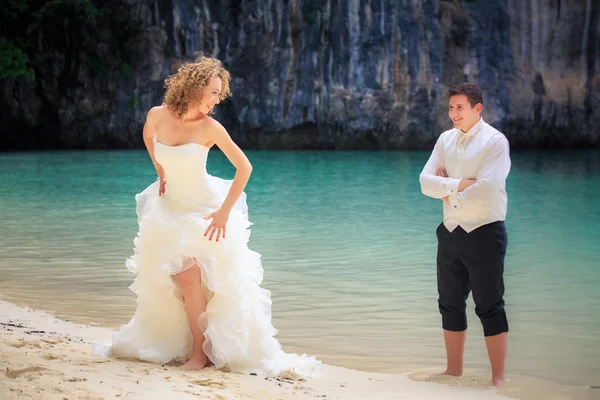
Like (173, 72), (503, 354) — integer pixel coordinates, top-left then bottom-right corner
(203, 209), (230, 241)
(155, 163), (166, 196)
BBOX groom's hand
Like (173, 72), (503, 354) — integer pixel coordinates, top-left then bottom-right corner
(436, 167), (448, 177)
(458, 178), (477, 191)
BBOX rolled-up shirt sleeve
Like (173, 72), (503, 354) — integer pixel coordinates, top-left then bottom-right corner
(419, 134), (462, 199)
(453, 135), (511, 208)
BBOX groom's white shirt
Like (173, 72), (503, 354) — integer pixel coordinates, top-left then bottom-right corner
(419, 117), (511, 233)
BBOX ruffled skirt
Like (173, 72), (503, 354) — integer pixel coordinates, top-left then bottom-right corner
(95, 177), (320, 379)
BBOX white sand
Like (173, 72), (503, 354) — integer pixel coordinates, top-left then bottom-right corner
(0, 300), (510, 400)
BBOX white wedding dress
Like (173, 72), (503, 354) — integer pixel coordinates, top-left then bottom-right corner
(96, 138), (320, 379)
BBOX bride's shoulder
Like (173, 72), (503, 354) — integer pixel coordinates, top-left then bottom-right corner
(199, 117), (232, 146)
(146, 105), (167, 121)
(202, 116), (228, 135)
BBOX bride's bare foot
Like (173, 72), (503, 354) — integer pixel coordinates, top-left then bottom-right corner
(493, 376), (505, 388)
(183, 354), (207, 371)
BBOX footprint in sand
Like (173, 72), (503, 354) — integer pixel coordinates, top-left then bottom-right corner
(40, 338), (61, 345)
(5, 366), (46, 379)
(190, 378), (227, 389)
(19, 339), (46, 349)
(9, 338), (61, 351)
(8, 339), (27, 348)
(41, 353), (63, 361)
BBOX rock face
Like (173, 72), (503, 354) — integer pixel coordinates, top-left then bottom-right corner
(1, 0), (599, 150)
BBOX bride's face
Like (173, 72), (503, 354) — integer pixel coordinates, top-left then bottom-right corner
(199, 76), (223, 115)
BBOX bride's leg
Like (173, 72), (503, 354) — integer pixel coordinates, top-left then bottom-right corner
(176, 264), (207, 370)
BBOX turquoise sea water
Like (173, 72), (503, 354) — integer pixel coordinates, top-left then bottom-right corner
(1, 149), (599, 399)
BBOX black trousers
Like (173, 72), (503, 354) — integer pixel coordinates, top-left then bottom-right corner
(436, 221), (509, 337)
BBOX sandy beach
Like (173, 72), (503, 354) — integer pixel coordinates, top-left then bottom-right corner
(0, 300), (513, 400)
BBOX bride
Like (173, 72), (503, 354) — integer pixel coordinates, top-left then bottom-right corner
(97, 56), (320, 378)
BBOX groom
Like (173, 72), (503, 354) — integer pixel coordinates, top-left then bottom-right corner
(419, 82), (511, 387)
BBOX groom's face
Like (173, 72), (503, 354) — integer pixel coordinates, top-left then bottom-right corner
(448, 94), (482, 132)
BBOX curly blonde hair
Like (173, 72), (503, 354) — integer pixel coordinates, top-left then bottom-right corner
(163, 57), (231, 116)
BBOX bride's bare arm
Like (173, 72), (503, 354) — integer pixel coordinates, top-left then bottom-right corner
(208, 121), (252, 213)
(202, 119), (252, 241)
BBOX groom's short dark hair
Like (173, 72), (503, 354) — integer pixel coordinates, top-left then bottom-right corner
(449, 82), (483, 108)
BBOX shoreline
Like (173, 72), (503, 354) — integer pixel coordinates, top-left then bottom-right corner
(0, 300), (510, 400)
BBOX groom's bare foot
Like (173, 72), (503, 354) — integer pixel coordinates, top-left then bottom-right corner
(434, 368), (463, 377)
(493, 376), (505, 388)
(183, 354), (207, 371)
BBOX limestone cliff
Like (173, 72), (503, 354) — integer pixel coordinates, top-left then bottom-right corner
(1, 0), (598, 150)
